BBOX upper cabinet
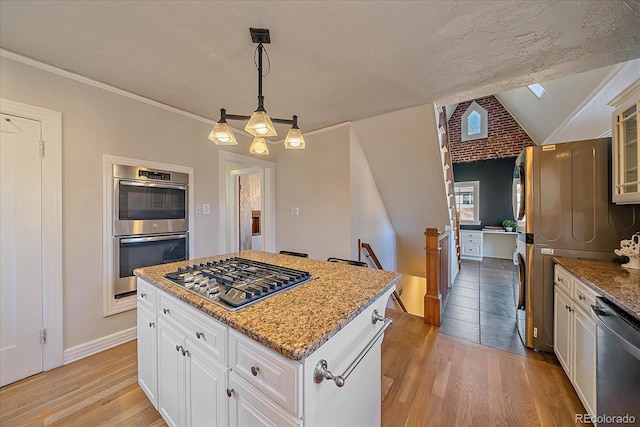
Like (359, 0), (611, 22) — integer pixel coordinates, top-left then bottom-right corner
(611, 80), (640, 204)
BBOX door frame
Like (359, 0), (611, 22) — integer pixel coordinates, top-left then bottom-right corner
(233, 167), (263, 251)
(218, 151), (275, 254)
(1, 98), (63, 370)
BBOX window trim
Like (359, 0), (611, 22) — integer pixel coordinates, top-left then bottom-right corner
(461, 101), (488, 142)
(454, 180), (481, 225)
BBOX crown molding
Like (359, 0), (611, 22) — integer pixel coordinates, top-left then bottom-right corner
(0, 48), (215, 125)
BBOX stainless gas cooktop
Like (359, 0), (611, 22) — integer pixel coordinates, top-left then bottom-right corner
(164, 257), (312, 311)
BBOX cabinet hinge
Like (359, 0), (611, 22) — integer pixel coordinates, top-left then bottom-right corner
(40, 328), (47, 344)
(39, 140), (45, 158)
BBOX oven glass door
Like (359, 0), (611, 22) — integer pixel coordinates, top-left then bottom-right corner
(114, 233), (188, 297)
(117, 180), (186, 220)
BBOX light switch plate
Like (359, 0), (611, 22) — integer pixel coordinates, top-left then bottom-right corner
(202, 204), (211, 215)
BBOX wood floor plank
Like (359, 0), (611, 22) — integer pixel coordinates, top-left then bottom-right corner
(0, 310), (586, 427)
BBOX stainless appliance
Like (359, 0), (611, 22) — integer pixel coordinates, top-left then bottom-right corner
(115, 233), (188, 297)
(113, 164), (188, 236)
(512, 138), (638, 351)
(163, 257), (312, 311)
(591, 297), (640, 426)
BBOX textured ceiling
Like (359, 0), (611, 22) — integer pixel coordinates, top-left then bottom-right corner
(1, 1), (639, 134)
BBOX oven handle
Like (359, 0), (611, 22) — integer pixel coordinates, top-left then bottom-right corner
(119, 233), (188, 244)
(591, 300), (640, 361)
(118, 179), (187, 191)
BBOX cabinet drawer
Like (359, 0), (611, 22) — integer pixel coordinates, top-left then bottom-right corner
(574, 280), (599, 313)
(554, 265), (572, 295)
(138, 279), (157, 311)
(460, 231), (482, 242)
(158, 293), (227, 364)
(462, 244), (481, 256)
(229, 329), (302, 417)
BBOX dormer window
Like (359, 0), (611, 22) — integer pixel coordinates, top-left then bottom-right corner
(461, 101), (488, 141)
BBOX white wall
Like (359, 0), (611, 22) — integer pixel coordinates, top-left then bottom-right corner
(274, 125), (351, 261)
(353, 104), (449, 277)
(0, 57), (252, 349)
(349, 126), (396, 271)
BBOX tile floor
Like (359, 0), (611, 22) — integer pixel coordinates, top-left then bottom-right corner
(440, 258), (558, 363)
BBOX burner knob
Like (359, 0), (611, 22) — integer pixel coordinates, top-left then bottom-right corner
(177, 267), (184, 273)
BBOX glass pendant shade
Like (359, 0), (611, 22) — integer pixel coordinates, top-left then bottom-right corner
(208, 122), (238, 145)
(245, 110), (277, 137)
(249, 137), (270, 155)
(284, 127), (306, 150)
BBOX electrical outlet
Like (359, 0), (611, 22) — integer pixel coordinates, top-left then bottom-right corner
(202, 204), (211, 215)
(291, 207), (299, 216)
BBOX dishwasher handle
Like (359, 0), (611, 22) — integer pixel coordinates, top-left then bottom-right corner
(591, 299), (640, 361)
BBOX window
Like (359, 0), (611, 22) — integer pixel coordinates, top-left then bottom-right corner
(454, 181), (480, 225)
(461, 101), (488, 141)
(527, 83), (545, 99)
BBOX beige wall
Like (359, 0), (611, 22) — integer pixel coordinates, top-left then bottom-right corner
(274, 125), (351, 261)
(0, 57), (251, 349)
(348, 126), (396, 271)
(353, 104), (449, 277)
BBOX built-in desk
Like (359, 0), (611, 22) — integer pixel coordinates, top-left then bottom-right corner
(460, 229), (517, 261)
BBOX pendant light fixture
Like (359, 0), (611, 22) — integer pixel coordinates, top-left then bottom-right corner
(208, 28), (305, 154)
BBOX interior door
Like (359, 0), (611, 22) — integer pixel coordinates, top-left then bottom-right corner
(0, 113), (44, 386)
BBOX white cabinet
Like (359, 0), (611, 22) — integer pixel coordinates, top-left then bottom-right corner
(155, 292), (228, 427)
(460, 230), (483, 260)
(554, 287), (572, 374)
(553, 265), (598, 418)
(228, 372), (301, 427)
(137, 280), (158, 409)
(137, 277), (394, 427)
(610, 80), (640, 204)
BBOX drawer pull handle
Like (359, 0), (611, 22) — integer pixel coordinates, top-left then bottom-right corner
(226, 388), (234, 397)
(163, 308), (170, 315)
(558, 277), (563, 282)
(251, 366), (259, 376)
(176, 345), (183, 353)
(196, 331), (205, 340)
(140, 292), (147, 298)
(314, 316), (392, 388)
(579, 295), (585, 301)
(148, 322), (155, 328)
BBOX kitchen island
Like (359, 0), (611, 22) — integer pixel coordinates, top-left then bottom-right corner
(134, 251), (401, 427)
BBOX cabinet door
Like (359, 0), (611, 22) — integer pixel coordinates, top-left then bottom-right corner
(573, 306), (596, 417)
(157, 318), (186, 427)
(554, 288), (572, 376)
(185, 338), (228, 427)
(228, 373), (301, 427)
(137, 305), (158, 409)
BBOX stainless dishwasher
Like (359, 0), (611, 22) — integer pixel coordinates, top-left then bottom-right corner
(591, 297), (640, 426)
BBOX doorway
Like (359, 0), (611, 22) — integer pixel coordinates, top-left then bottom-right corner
(0, 99), (63, 385)
(218, 151), (275, 254)
(238, 171), (263, 251)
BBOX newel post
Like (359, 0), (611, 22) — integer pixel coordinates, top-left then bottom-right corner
(424, 228), (441, 325)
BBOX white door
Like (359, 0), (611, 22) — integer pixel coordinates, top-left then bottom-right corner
(0, 113), (44, 386)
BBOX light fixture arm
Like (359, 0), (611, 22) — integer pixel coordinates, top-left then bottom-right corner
(257, 42), (265, 112)
(220, 109), (296, 127)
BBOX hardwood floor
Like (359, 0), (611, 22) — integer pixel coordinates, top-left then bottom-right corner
(1, 310), (586, 426)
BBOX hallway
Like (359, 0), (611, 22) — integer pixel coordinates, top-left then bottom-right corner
(440, 259), (558, 363)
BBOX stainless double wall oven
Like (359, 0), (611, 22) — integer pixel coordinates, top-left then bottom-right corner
(113, 164), (189, 297)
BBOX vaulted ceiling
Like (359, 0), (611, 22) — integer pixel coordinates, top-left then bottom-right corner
(1, 1), (639, 136)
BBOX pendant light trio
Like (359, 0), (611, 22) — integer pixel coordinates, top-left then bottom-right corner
(208, 28), (305, 155)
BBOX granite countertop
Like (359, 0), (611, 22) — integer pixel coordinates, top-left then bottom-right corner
(553, 258), (640, 321)
(134, 251), (401, 361)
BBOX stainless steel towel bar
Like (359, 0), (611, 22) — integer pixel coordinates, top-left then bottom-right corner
(313, 313), (392, 387)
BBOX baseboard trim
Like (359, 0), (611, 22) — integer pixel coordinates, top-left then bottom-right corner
(63, 327), (137, 365)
